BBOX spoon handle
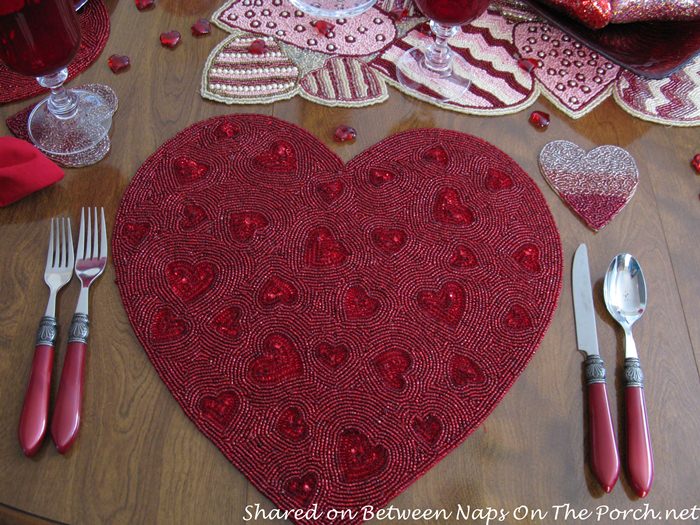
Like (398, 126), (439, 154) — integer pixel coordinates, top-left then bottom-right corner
(624, 357), (653, 498)
(585, 355), (620, 493)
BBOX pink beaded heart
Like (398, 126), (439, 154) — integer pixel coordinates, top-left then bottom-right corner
(539, 140), (639, 231)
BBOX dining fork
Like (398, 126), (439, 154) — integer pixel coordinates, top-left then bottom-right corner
(19, 218), (74, 457)
(51, 207), (107, 454)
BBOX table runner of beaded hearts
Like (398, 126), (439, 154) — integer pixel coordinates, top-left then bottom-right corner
(112, 114), (563, 524)
(0, 0), (110, 105)
(200, 0), (700, 126)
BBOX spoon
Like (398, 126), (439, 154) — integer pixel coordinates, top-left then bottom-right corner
(603, 253), (653, 498)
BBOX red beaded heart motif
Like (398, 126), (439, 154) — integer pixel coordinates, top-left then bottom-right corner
(113, 115), (562, 524)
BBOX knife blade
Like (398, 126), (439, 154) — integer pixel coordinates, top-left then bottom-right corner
(572, 243), (619, 493)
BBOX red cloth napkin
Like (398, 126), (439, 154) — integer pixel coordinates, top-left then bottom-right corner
(0, 137), (64, 207)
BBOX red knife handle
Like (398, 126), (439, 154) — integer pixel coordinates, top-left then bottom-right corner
(624, 357), (653, 498)
(19, 317), (58, 457)
(51, 314), (89, 454)
(585, 355), (620, 493)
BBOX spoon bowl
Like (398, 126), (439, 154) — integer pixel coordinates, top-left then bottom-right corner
(604, 253), (647, 331)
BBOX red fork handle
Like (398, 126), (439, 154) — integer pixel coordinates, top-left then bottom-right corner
(51, 314), (89, 454)
(584, 355), (620, 493)
(19, 344), (55, 457)
(625, 358), (653, 498)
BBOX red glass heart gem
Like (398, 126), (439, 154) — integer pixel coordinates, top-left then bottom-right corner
(449, 245), (477, 268)
(210, 306), (242, 338)
(334, 125), (357, 143)
(191, 18), (211, 36)
(304, 227), (349, 267)
(369, 168), (396, 187)
(504, 304), (532, 330)
(316, 180), (344, 203)
(513, 243), (541, 273)
(165, 261), (216, 301)
(412, 415), (442, 445)
(314, 20), (334, 37)
(180, 204), (207, 230)
(160, 30), (181, 49)
(692, 153), (700, 174)
(150, 307), (188, 342)
(284, 472), (317, 506)
(255, 141), (297, 172)
(345, 285), (379, 319)
(529, 110), (550, 130)
(338, 429), (388, 482)
(373, 349), (411, 390)
(259, 276), (298, 307)
(517, 57), (539, 73)
(277, 407), (308, 441)
(230, 211), (269, 242)
(449, 353), (486, 386)
(174, 157), (208, 183)
(485, 168), (514, 191)
(433, 188), (474, 225)
(200, 391), (238, 428)
(315, 342), (348, 369)
(371, 227), (407, 254)
(422, 145), (449, 166)
(135, 0), (156, 11)
(249, 334), (303, 384)
(249, 39), (267, 55)
(107, 54), (130, 74)
(417, 282), (465, 327)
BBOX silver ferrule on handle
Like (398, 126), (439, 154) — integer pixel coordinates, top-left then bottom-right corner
(624, 357), (644, 388)
(584, 354), (607, 385)
(68, 313), (90, 344)
(36, 316), (58, 346)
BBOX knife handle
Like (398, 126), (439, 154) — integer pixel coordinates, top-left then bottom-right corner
(19, 317), (58, 457)
(585, 355), (620, 493)
(51, 314), (89, 454)
(624, 357), (653, 498)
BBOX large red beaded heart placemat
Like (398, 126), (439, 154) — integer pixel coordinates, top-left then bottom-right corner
(0, 0), (110, 105)
(112, 115), (563, 524)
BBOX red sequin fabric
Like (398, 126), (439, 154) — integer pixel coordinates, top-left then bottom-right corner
(112, 115), (563, 524)
(0, 0), (110, 105)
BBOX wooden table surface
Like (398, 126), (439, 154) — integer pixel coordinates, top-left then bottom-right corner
(1, 1), (699, 524)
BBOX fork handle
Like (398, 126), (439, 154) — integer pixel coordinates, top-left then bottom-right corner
(51, 314), (89, 454)
(19, 317), (58, 457)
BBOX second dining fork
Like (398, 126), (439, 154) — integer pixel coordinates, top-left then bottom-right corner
(19, 218), (74, 457)
(51, 207), (107, 454)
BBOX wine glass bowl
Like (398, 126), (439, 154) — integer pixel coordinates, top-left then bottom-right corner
(396, 0), (490, 101)
(287, 0), (377, 18)
(0, 0), (116, 167)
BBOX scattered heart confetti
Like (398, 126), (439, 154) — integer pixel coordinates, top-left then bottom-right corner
(517, 57), (539, 73)
(135, 0), (155, 11)
(539, 140), (639, 231)
(333, 125), (357, 143)
(314, 20), (334, 37)
(529, 110), (550, 129)
(160, 30), (181, 49)
(191, 18), (211, 37)
(107, 54), (130, 74)
(248, 39), (267, 55)
(692, 153), (700, 174)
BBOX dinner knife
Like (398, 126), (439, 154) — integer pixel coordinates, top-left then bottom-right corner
(572, 243), (619, 493)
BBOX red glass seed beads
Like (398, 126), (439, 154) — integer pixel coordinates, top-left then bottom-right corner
(135, 0), (155, 11)
(529, 111), (550, 129)
(107, 54), (130, 74)
(160, 30), (181, 49)
(692, 153), (700, 174)
(334, 125), (356, 143)
(248, 39), (267, 55)
(191, 18), (211, 37)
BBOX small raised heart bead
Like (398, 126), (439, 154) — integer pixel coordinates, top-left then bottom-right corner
(249, 39), (267, 55)
(529, 110), (550, 130)
(107, 54), (130, 74)
(160, 30), (182, 49)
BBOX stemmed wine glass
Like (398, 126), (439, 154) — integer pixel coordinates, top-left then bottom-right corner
(0, 0), (117, 167)
(396, 0), (490, 101)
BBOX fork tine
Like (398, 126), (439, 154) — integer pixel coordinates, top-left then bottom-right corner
(60, 217), (67, 268)
(85, 207), (92, 260)
(67, 218), (74, 269)
(46, 218), (55, 270)
(99, 208), (107, 259)
(76, 208), (85, 262)
(93, 207), (99, 260)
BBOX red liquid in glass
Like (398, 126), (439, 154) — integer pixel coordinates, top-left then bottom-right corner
(0, 0), (80, 77)
(415, 0), (490, 26)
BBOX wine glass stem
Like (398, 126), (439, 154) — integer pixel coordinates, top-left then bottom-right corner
(37, 68), (78, 120)
(424, 21), (457, 75)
